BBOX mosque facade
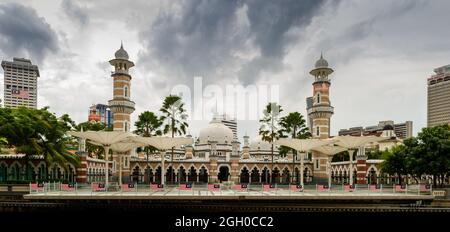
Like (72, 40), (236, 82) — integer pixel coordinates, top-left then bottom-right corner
(0, 45), (402, 185)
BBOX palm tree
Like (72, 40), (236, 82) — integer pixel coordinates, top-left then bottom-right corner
(160, 95), (189, 183)
(134, 111), (162, 164)
(259, 102), (283, 184)
(280, 112), (311, 183)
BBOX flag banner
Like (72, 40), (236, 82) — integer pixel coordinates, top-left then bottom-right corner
(178, 183), (193, 190)
(344, 184), (354, 192)
(30, 183), (44, 191)
(395, 184), (406, 192)
(122, 183), (136, 192)
(208, 184), (220, 191)
(420, 184), (431, 192)
(61, 183), (75, 191)
(263, 184), (276, 191)
(317, 184), (329, 192)
(369, 184), (381, 191)
(11, 89), (29, 98)
(92, 183), (106, 191)
(234, 184), (248, 191)
(150, 183), (164, 191)
(290, 184), (303, 192)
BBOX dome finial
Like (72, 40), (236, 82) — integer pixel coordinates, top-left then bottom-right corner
(121, 40), (123, 49)
(320, 51), (323, 59)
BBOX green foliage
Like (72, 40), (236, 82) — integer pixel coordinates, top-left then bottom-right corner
(0, 107), (80, 168)
(381, 124), (450, 186)
(259, 102), (283, 144)
(279, 112), (311, 156)
(134, 111), (162, 158)
(160, 95), (189, 137)
(75, 121), (107, 159)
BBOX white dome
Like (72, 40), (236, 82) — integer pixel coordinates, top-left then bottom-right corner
(249, 137), (274, 151)
(198, 120), (233, 144)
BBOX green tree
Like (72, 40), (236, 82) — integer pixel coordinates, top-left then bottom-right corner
(381, 145), (409, 185)
(160, 95), (189, 183)
(134, 111), (162, 163)
(279, 112), (311, 182)
(0, 107), (80, 181)
(74, 121), (107, 159)
(259, 102), (283, 183)
(414, 124), (450, 187)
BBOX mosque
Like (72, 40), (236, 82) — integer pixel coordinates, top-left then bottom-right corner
(0, 45), (403, 186)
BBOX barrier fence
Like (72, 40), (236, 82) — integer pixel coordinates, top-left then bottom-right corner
(29, 182), (435, 196)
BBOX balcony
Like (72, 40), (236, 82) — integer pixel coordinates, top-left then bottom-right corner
(307, 105), (334, 115)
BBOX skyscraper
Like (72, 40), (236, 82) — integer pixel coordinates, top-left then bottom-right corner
(1, 58), (39, 108)
(427, 64), (450, 127)
(88, 103), (114, 128)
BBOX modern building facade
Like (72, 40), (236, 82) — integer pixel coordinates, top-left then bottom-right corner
(215, 114), (237, 140)
(427, 64), (450, 127)
(1, 58), (39, 108)
(339, 120), (413, 139)
(88, 103), (113, 128)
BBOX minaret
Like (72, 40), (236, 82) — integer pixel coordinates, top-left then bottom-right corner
(308, 53), (334, 183)
(108, 42), (135, 182)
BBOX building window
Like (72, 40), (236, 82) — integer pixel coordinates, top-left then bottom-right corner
(124, 86), (128, 97)
(316, 126), (320, 136)
(124, 122), (128, 132)
(317, 93), (320, 104)
(316, 159), (320, 169)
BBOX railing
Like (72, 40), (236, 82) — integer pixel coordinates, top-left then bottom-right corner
(28, 182), (435, 196)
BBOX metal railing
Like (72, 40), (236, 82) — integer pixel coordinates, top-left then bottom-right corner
(28, 182), (435, 196)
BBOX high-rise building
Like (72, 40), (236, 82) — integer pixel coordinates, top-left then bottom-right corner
(427, 64), (450, 127)
(338, 120), (413, 139)
(1, 58), (39, 108)
(88, 103), (113, 128)
(213, 114), (237, 140)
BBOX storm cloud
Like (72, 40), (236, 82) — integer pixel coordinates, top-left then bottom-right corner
(61, 0), (89, 26)
(139, 0), (325, 86)
(0, 3), (59, 64)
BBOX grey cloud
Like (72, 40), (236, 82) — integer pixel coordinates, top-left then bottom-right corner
(140, 0), (246, 84)
(61, 0), (89, 26)
(0, 3), (59, 63)
(138, 0), (325, 87)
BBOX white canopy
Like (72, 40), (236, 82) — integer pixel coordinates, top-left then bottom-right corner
(67, 131), (133, 146)
(129, 136), (194, 150)
(89, 138), (145, 153)
(332, 135), (387, 149)
(274, 138), (334, 152)
(311, 145), (347, 156)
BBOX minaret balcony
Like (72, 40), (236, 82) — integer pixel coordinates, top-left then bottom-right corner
(108, 99), (136, 113)
(307, 105), (334, 116)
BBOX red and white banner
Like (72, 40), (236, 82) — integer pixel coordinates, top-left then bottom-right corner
(234, 184), (248, 191)
(178, 183), (193, 190)
(92, 183), (106, 191)
(395, 184), (406, 192)
(122, 183), (136, 192)
(61, 183), (75, 191)
(317, 184), (329, 192)
(150, 183), (164, 191)
(11, 89), (29, 98)
(263, 184), (276, 191)
(208, 184), (220, 191)
(290, 184), (303, 192)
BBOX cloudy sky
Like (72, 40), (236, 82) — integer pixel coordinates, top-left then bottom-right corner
(0, 0), (449, 141)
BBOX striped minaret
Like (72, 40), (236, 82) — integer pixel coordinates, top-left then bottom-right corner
(108, 42), (135, 182)
(308, 53), (334, 183)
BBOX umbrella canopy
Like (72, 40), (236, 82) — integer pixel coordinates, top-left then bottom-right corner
(332, 135), (387, 149)
(89, 137), (145, 153)
(274, 138), (334, 152)
(129, 136), (194, 150)
(67, 131), (133, 146)
(311, 145), (347, 156)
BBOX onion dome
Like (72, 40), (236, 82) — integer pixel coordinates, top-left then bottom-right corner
(114, 42), (129, 60)
(315, 53), (329, 68)
(198, 119), (234, 144)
